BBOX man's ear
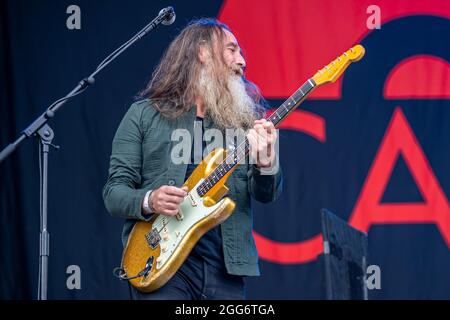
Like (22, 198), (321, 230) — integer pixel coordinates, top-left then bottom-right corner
(198, 45), (210, 64)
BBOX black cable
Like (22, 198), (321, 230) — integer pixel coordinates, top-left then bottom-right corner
(113, 266), (149, 280)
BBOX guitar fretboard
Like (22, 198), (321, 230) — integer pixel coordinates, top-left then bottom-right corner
(196, 78), (316, 197)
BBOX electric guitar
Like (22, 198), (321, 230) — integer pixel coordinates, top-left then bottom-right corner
(118, 45), (365, 292)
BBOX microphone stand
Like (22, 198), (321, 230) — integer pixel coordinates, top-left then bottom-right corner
(0, 6), (175, 300)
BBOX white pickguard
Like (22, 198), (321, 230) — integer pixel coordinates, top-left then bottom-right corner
(152, 179), (224, 270)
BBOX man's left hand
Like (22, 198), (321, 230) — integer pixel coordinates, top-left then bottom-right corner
(247, 119), (277, 168)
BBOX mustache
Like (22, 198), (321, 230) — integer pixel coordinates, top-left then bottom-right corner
(230, 65), (244, 76)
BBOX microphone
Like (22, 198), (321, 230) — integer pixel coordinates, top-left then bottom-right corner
(159, 6), (176, 26)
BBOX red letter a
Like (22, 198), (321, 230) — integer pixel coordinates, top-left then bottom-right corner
(349, 107), (450, 247)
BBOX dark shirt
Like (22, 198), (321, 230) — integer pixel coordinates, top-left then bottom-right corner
(185, 117), (226, 271)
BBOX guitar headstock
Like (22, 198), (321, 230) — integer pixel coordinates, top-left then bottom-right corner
(312, 45), (365, 86)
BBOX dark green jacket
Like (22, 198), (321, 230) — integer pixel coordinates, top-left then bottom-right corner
(102, 99), (283, 276)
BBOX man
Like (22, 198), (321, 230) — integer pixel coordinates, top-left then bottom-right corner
(103, 18), (282, 300)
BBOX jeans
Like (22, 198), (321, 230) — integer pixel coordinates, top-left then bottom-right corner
(129, 254), (246, 300)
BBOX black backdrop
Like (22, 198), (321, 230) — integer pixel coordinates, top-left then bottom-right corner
(1, 0), (449, 299)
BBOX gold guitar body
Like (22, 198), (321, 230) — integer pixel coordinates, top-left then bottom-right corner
(122, 148), (236, 292)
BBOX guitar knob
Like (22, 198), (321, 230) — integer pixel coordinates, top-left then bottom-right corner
(176, 211), (184, 221)
(161, 244), (168, 253)
(156, 257), (163, 263)
(175, 231), (180, 237)
(163, 233), (170, 241)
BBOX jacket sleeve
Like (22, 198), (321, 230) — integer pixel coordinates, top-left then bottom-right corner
(247, 156), (283, 203)
(102, 102), (152, 221)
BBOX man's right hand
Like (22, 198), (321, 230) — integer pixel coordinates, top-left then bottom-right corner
(150, 185), (188, 216)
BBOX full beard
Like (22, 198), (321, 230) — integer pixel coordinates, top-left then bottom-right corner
(198, 65), (264, 131)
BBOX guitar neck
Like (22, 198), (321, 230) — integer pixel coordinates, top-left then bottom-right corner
(196, 78), (316, 197)
(267, 78), (316, 127)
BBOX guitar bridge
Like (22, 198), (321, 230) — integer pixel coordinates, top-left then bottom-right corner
(145, 228), (161, 249)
